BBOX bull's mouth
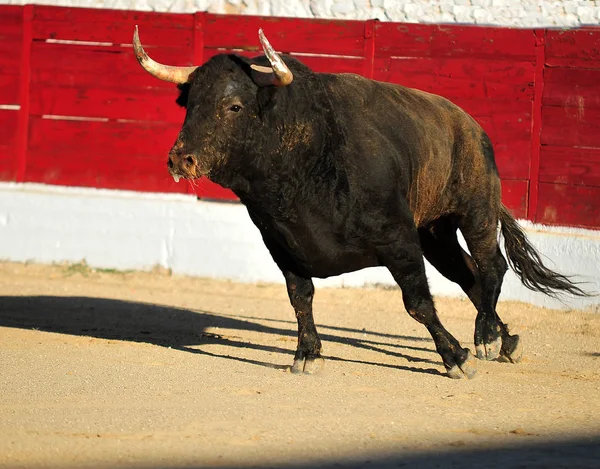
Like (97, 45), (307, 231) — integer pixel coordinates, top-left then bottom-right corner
(168, 156), (207, 183)
(169, 170), (199, 183)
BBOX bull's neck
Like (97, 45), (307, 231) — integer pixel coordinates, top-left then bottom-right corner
(213, 135), (344, 206)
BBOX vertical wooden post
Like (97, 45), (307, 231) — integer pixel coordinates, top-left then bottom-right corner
(528, 29), (546, 222)
(363, 19), (377, 79)
(193, 11), (205, 66)
(16, 4), (33, 183)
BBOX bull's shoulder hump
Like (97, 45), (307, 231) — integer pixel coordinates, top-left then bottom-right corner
(319, 73), (481, 133)
(323, 73), (457, 108)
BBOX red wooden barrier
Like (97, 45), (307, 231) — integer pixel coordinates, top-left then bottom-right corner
(0, 6), (23, 182)
(537, 29), (600, 229)
(0, 5), (599, 229)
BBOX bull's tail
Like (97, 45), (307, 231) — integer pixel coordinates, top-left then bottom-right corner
(499, 205), (589, 298)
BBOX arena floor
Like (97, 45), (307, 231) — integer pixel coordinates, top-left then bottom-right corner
(0, 261), (599, 468)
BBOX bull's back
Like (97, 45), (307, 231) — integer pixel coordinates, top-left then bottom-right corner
(323, 73), (500, 226)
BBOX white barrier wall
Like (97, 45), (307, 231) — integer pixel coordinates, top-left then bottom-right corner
(1, 182), (598, 310)
(4, 0), (600, 27)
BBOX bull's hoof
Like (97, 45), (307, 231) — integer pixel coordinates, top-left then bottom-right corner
(446, 350), (477, 379)
(475, 336), (502, 361)
(499, 334), (524, 363)
(291, 353), (324, 375)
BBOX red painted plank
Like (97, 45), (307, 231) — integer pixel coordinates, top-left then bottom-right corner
(539, 146), (600, 187)
(0, 6), (22, 38)
(203, 14), (366, 56)
(0, 7), (22, 105)
(30, 42), (194, 91)
(30, 85), (186, 122)
(375, 23), (536, 60)
(0, 74), (20, 106)
(541, 105), (600, 147)
(0, 37), (22, 67)
(27, 115), (178, 159)
(536, 183), (600, 229)
(0, 109), (19, 181)
(26, 116), (186, 193)
(545, 29), (600, 68)
(543, 67), (600, 109)
(31, 5), (193, 46)
(501, 179), (528, 219)
(374, 57), (535, 101)
(292, 55), (365, 74)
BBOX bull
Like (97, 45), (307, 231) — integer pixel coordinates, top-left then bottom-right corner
(133, 27), (587, 379)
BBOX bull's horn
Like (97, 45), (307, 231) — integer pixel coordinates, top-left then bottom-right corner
(250, 28), (293, 86)
(133, 26), (197, 84)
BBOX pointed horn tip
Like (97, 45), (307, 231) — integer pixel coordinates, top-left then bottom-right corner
(133, 25), (141, 50)
(132, 26), (145, 62)
(258, 28), (268, 43)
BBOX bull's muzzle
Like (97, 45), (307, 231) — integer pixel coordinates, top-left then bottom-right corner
(168, 152), (199, 182)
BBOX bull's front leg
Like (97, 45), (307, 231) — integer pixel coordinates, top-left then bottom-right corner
(282, 271), (324, 374)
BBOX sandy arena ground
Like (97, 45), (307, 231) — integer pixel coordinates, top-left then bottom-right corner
(0, 261), (599, 469)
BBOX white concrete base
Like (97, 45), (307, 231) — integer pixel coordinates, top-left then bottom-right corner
(1, 182), (598, 310)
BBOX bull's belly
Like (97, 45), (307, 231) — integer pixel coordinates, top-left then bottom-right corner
(249, 206), (382, 278)
(284, 243), (379, 279)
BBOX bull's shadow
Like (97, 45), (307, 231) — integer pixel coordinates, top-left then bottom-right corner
(0, 295), (442, 376)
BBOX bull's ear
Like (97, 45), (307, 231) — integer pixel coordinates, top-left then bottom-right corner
(176, 82), (191, 108)
(249, 63), (279, 87)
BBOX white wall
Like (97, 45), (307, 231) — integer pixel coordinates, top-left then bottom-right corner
(1, 182), (598, 311)
(3, 0), (600, 27)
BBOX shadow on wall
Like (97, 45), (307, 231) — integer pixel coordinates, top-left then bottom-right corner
(0, 296), (444, 377)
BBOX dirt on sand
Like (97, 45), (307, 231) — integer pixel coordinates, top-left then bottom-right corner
(0, 261), (599, 469)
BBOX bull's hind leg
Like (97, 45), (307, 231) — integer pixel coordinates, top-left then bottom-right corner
(378, 226), (477, 379)
(457, 213), (523, 363)
(419, 216), (482, 306)
(419, 216), (522, 363)
(282, 271), (324, 374)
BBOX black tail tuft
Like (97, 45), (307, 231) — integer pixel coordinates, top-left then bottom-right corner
(499, 205), (590, 298)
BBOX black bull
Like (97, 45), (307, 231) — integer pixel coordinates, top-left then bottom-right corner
(133, 28), (587, 379)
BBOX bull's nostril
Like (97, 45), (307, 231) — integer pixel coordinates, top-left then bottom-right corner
(167, 158), (174, 169)
(185, 156), (195, 166)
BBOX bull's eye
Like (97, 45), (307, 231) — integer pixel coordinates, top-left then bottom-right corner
(229, 104), (242, 113)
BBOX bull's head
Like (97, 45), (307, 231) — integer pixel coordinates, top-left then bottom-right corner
(133, 27), (294, 184)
